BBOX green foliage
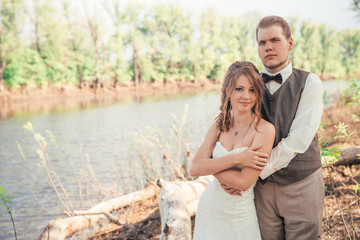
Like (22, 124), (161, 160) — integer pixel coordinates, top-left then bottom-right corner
(0, 186), (17, 239)
(334, 122), (355, 140)
(317, 24), (344, 77)
(350, 0), (360, 19)
(4, 48), (47, 87)
(340, 29), (360, 75)
(354, 184), (359, 194)
(0, 186), (13, 212)
(320, 145), (341, 166)
(347, 77), (360, 106)
(1, 0), (359, 88)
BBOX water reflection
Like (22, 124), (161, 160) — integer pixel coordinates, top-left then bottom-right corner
(0, 90), (218, 120)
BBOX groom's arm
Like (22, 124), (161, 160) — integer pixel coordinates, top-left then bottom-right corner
(220, 180), (243, 196)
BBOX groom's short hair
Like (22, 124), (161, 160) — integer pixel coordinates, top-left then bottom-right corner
(256, 15), (292, 41)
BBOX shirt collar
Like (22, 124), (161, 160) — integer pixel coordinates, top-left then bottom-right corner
(262, 62), (292, 83)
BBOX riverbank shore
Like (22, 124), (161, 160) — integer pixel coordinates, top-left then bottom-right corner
(0, 80), (221, 119)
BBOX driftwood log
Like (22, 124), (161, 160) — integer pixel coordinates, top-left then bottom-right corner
(38, 182), (160, 240)
(332, 146), (360, 166)
(157, 175), (213, 240)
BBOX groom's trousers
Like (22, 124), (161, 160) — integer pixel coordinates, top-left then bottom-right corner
(254, 168), (324, 240)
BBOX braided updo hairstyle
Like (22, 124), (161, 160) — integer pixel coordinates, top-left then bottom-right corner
(215, 61), (264, 133)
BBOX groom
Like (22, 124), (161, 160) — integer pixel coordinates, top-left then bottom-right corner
(253, 15), (325, 240)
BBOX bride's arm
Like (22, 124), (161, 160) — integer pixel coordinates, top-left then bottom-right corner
(190, 122), (240, 176)
(214, 120), (275, 191)
(190, 122), (270, 177)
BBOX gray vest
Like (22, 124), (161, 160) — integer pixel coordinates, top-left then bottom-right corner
(260, 68), (322, 185)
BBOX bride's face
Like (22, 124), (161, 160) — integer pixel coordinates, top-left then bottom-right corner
(230, 75), (256, 113)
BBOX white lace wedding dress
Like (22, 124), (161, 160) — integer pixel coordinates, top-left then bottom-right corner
(193, 141), (261, 240)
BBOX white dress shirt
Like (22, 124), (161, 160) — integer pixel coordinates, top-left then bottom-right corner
(259, 62), (324, 179)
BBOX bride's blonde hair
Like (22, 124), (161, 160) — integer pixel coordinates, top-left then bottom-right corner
(215, 61), (264, 132)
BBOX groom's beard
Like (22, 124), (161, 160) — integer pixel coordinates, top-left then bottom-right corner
(264, 58), (289, 71)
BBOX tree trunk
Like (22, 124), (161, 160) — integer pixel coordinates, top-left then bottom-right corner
(157, 176), (213, 240)
(38, 182), (160, 240)
(0, 54), (5, 92)
(71, 39), (84, 89)
(35, 18), (41, 55)
(83, 5), (100, 93)
(77, 65), (85, 89)
(332, 146), (360, 166)
(113, 75), (119, 88)
(193, 64), (197, 82)
(0, 79), (4, 92)
(132, 40), (139, 87)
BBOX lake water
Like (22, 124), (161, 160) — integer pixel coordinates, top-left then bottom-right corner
(0, 79), (351, 239)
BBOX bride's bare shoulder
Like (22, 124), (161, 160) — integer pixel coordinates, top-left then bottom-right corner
(204, 121), (221, 140)
(257, 119), (275, 136)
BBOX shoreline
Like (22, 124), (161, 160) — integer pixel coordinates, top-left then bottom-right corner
(0, 76), (357, 120)
(0, 80), (221, 120)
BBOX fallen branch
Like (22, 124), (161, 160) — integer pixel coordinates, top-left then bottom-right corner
(158, 175), (213, 240)
(332, 146), (360, 166)
(38, 182), (159, 240)
(331, 199), (360, 219)
(73, 211), (127, 227)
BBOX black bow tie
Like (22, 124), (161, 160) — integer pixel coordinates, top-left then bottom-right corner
(262, 73), (283, 84)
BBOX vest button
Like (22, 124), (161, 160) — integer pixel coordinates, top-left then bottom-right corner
(270, 97), (274, 102)
(270, 112), (274, 116)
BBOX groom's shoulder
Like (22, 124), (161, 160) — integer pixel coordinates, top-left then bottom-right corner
(292, 67), (310, 75)
(292, 68), (321, 84)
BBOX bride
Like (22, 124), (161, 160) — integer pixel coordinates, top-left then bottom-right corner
(190, 61), (275, 239)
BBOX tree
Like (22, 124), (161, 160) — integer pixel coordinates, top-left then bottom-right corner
(103, 0), (130, 88)
(0, 0), (22, 91)
(146, 3), (192, 83)
(123, 1), (146, 86)
(222, 12), (261, 76)
(317, 24), (344, 78)
(62, 0), (89, 88)
(340, 29), (360, 75)
(25, 0), (72, 85)
(294, 20), (321, 73)
(82, 1), (107, 91)
(350, 0), (360, 19)
(197, 8), (221, 82)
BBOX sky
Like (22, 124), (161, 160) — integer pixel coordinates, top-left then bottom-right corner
(104, 0), (359, 30)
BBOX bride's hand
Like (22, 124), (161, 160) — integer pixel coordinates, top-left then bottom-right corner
(238, 144), (269, 170)
(220, 182), (242, 196)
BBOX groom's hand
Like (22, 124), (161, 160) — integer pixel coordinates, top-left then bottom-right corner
(220, 182), (242, 196)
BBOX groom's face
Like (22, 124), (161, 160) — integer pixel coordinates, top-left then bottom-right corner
(257, 25), (293, 74)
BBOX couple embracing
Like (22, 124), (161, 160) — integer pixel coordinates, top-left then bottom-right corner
(190, 15), (325, 240)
